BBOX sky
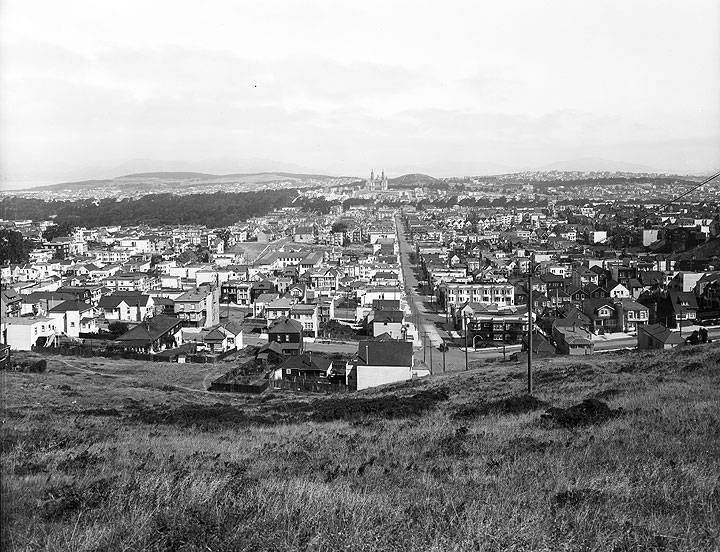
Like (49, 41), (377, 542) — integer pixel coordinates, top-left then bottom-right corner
(1, 0), (719, 186)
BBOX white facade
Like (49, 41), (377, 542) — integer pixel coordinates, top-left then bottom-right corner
(5, 317), (57, 350)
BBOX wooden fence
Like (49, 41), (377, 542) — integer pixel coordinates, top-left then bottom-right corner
(270, 377), (348, 394)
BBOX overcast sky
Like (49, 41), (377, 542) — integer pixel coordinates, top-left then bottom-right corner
(1, 0), (719, 185)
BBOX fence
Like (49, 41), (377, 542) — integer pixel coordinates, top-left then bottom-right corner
(270, 377), (348, 394)
(30, 344), (232, 364)
(209, 380), (268, 393)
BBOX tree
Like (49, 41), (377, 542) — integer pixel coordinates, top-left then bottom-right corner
(331, 222), (348, 234)
(216, 229), (231, 247)
(42, 222), (74, 242)
(0, 228), (33, 264)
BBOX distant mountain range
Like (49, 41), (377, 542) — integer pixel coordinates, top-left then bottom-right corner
(4, 155), (709, 198)
(10, 172), (352, 198)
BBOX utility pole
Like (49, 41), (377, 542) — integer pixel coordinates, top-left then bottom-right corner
(442, 343), (446, 373)
(527, 260), (533, 395)
(464, 313), (469, 371)
(502, 322), (506, 362)
(429, 340), (433, 375)
(423, 333), (427, 362)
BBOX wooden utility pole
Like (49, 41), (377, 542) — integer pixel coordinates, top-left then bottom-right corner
(502, 322), (506, 362)
(527, 261), (533, 395)
(429, 340), (433, 375)
(464, 313), (469, 371)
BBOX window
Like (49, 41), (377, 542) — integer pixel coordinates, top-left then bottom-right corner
(70, 322), (75, 328)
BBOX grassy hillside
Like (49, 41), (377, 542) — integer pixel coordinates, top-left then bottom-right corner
(388, 173), (440, 188)
(2, 345), (720, 551)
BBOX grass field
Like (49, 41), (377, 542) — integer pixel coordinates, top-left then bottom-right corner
(2, 345), (719, 551)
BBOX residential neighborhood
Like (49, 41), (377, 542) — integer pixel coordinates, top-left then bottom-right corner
(2, 169), (719, 392)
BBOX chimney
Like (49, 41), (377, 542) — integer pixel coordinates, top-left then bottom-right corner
(365, 344), (370, 365)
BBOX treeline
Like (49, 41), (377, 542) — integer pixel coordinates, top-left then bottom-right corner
(0, 190), (299, 228)
(531, 176), (698, 190)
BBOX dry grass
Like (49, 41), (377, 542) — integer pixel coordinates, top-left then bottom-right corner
(2, 345), (720, 551)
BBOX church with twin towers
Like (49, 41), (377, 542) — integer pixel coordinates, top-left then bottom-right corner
(367, 169), (388, 192)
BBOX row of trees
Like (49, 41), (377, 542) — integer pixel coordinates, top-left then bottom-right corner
(0, 190), (299, 229)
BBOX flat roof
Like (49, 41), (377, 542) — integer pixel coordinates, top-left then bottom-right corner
(6, 316), (53, 325)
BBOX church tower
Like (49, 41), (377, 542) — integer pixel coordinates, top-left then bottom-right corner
(368, 169), (376, 191)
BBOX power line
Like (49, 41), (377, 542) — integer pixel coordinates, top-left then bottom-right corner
(657, 170), (720, 211)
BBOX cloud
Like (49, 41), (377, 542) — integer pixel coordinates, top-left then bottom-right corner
(1, 1), (719, 182)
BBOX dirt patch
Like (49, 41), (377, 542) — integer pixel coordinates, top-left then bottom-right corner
(542, 399), (622, 429)
(450, 394), (549, 420)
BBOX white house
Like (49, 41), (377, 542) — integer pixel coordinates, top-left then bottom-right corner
(347, 340), (420, 391)
(5, 317), (57, 350)
(48, 301), (95, 338)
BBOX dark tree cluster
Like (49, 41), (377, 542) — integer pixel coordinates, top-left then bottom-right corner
(0, 228), (34, 264)
(0, 190), (299, 229)
(42, 222), (75, 241)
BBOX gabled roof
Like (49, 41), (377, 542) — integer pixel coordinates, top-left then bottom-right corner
(277, 353), (331, 373)
(49, 300), (93, 313)
(617, 298), (647, 311)
(640, 323), (684, 345)
(268, 317), (303, 334)
(668, 291), (698, 314)
(98, 295), (129, 308)
(583, 297), (615, 312)
(115, 315), (182, 345)
(255, 293), (279, 303)
(203, 328), (227, 342)
(604, 279), (626, 291)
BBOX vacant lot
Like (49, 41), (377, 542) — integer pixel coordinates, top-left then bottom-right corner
(2, 346), (720, 551)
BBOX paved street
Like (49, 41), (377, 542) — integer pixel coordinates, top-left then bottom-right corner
(395, 214), (445, 348)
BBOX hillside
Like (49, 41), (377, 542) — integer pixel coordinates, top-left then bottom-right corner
(2, 344), (719, 550)
(119, 172), (220, 180)
(537, 157), (658, 173)
(6, 172), (354, 199)
(388, 173), (440, 188)
(670, 237), (720, 261)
